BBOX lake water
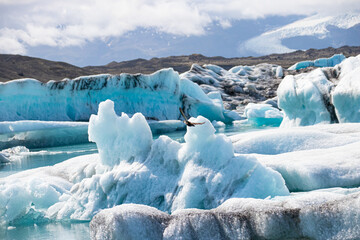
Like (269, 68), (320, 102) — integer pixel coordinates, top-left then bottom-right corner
(0, 121), (273, 239)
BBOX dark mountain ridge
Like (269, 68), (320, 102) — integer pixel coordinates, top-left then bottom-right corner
(1, 46), (360, 82)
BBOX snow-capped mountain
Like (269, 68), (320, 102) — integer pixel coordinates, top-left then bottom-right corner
(242, 12), (360, 56)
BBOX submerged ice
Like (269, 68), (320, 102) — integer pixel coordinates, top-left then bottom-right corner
(0, 100), (288, 226)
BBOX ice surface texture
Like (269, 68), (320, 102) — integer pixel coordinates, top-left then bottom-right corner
(90, 188), (360, 240)
(0, 68), (233, 123)
(288, 54), (346, 70)
(0, 100), (288, 226)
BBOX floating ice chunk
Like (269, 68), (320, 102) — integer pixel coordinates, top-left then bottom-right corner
(211, 120), (225, 128)
(88, 100), (153, 166)
(278, 68), (333, 127)
(90, 188), (360, 239)
(288, 54), (346, 70)
(244, 103), (283, 126)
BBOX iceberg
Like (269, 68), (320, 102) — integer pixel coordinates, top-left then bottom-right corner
(288, 54), (346, 70)
(332, 55), (360, 123)
(0, 100), (288, 226)
(0, 68), (233, 123)
(90, 188), (360, 240)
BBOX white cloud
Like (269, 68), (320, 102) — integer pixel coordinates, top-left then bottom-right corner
(0, 0), (359, 54)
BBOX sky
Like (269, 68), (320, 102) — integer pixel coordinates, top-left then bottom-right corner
(0, 0), (359, 66)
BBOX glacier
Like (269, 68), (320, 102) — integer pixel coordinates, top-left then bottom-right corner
(0, 68), (237, 123)
(0, 100), (289, 226)
(90, 187), (360, 240)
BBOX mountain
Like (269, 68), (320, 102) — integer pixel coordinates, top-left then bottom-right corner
(1, 46), (360, 82)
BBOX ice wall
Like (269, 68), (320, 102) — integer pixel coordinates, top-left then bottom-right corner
(0, 68), (232, 123)
(90, 188), (360, 240)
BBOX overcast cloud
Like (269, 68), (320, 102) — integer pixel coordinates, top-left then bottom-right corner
(0, 0), (359, 55)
